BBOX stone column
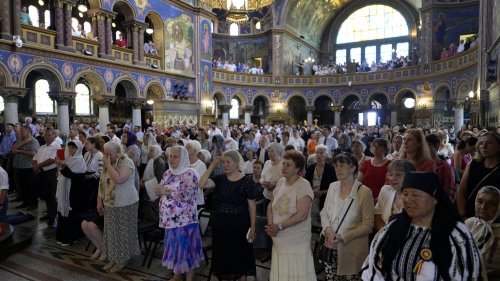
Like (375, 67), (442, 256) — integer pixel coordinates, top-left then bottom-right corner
(88, 10), (106, 57)
(138, 25), (146, 62)
(0, 88), (28, 124)
(332, 106), (342, 127)
(388, 105), (398, 127)
(131, 24), (139, 64)
(92, 96), (115, 133)
(91, 15), (97, 37)
(305, 105), (315, 126)
(243, 106), (254, 127)
(271, 32), (284, 84)
(221, 105), (232, 129)
(419, 3), (433, 74)
(131, 99), (146, 127)
(38, 6), (46, 29)
(54, 0), (65, 49)
(12, 0), (21, 38)
(125, 26), (132, 48)
(105, 14), (114, 55)
(48, 91), (76, 135)
(0, 0), (11, 39)
(63, 1), (75, 52)
(454, 103), (464, 132)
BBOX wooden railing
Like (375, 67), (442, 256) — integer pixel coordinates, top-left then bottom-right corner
(212, 70), (272, 85)
(144, 54), (162, 70)
(21, 24), (56, 49)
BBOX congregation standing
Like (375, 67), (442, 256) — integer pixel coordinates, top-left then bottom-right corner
(0, 117), (499, 280)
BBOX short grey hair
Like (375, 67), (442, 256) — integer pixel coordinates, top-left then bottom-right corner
(267, 142), (284, 157)
(223, 149), (244, 172)
(186, 140), (202, 154)
(315, 144), (328, 153)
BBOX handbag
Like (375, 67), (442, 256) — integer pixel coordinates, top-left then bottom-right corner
(318, 183), (361, 264)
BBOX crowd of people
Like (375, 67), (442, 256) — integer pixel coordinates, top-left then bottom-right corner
(312, 56), (412, 76)
(440, 35), (478, 60)
(213, 58), (265, 75)
(0, 116), (499, 280)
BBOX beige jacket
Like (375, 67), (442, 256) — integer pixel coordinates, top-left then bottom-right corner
(320, 180), (374, 275)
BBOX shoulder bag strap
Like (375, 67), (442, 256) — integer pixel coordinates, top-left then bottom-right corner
(467, 164), (500, 202)
(335, 183), (362, 233)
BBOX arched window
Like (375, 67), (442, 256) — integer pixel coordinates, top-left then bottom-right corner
(116, 30), (122, 40)
(44, 10), (51, 28)
(28, 5), (39, 27)
(83, 21), (91, 34)
(229, 23), (239, 36)
(71, 18), (79, 32)
(335, 5), (410, 64)
(0, 96), (4, 112)
(75, 83), (91, 115)
(211, 98), (217, 116)
(229, 98), (240, 119)
(35, 79), (56, 114)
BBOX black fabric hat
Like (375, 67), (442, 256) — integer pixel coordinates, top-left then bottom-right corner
(401, 171), (440, 197)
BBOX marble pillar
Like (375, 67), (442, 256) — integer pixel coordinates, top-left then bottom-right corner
(96, 14), (106, 57)
(305, 105), (314, 126)
(390, 109), (398, 128)
(38, 6), (45, 28)
(1, 88), (28, 124)
(132, 25), (139, 64)
(334, 111), (341, 127)
(138, 26), (145, 62)
(1, 0), (11, 39)
(454, 104), (464, 132)
(131, 100), (145, 127)
(63, 1), (74, 50)
(49, 92), (76, 135)
(98, 105), (110, 133)
(105, 15), (113, 55)
(243, 106), (254, 127)
(221, 105), (232, 129)
(11, 0), (21, 37)
(54, 0), (65, 48)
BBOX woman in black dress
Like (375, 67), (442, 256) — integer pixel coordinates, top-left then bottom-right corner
(200, 149), (257, 280)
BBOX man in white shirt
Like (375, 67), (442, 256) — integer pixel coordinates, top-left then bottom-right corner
(32, 129), (61, 225)
(317, 126), (338, 161)
(186, 141), (207, 207)
(107, 126), (121, 144)
(134, 126), (144, 140)
(207, 122), (223, 139)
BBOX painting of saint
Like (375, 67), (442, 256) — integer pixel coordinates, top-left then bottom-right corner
(201, 21), (212, 61)
(164, 13), (194, 75)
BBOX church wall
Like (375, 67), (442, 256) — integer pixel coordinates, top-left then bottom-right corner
(212, 34), (272, 72)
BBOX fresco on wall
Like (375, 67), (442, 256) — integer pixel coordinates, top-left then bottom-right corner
(200, 19), (212, 61)
(201, 60), (212, 97)
(282, 37), (318, 76)
(164, 13), (194, 75)
(213, 36), (272, 72)
(432, 5), (479, 60)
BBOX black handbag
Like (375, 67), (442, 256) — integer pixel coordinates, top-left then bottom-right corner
(317, 183), (361, 264)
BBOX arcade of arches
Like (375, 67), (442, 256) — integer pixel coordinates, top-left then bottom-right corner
(0, 0), (497, 133)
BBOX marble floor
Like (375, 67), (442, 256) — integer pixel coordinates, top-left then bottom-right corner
(0, 194), (273, 281)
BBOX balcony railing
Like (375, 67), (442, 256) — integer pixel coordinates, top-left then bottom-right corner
(21, 24), (56, 49)
(431, 45), (478, 73)
(72, 37), (99, 58)
(112, 46), (134, 63)
(213, 70), (272, 85)
(144, 54), (162, 70)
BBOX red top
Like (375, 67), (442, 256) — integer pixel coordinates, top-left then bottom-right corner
(360, 159), (391, 199)
(116, 38), (127, 48)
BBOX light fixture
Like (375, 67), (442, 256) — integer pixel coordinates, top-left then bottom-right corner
(38, 0), (44, 6)
(146, 99), (154, 105)
(82, 49), (93, 56)
(112, 22), (116, 28)
(146, 27), (154, 34)
(13, 36), (23, 48)
(78, 0), (88, 13)
(255, 21), (261, 30)
(403, 97), (415, 109)
(151, 64), (159, 69)
(468, 90), (474, 98)
(79, 12), (84, 18)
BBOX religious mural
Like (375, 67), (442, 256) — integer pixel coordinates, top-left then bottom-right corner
(201, 60), (212, 97)
(282, 37), (318, 76)
(432, 5), (479, 60)
(200, 19), (212, 61)
(212, 35), (272, 72)
(164, 12), (195, 75)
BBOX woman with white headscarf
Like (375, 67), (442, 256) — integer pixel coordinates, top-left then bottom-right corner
(465, 185), (500, 278)
(139, 132), (158, 177)
(142, 144), (166, 186)
(56, 140), (87, 245)
(154, 145), (204, 281)
(199, 149), (257, 280)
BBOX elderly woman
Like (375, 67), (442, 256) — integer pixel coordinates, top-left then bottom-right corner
(320, 153), (374, 280)
(55, 140), (86, 246)
(139, 132), (157, 177)
(265, 150), (316, 281)
(400, 129), (435, 172)
(154, 146), (204, 281)
(386, 135), (403, 161)
(121, 131), (141, 167)
(358, 138), (391, 200)
(457, 132), (500, 219)
(260, 142), (284, 205)
(304, 144), (337, 226)
(374, 160), (415, 231)
(362, 172), (483, 280)
(97, 141), (140, 272)
(199, 150), (257, 280)
(351, 140), (370, 167)
(465, 186), (500, 278)
(186, 140), (207, 207)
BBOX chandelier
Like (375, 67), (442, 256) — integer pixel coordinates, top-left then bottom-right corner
(201, 0), (273, 22)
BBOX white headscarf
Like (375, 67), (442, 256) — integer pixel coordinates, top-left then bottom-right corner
(465, 186), (500, 256)
(168, 145), (192, 176)
(56, 140), (87, 217)
(143, 144), (163, 182)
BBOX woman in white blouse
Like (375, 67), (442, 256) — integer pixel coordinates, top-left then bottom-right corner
(260, 142), (284, 204)
(373, 160), (415, 231)
(320, 153), (374, 280)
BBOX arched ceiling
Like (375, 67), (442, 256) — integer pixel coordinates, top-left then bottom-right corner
(283, 0), (422, 46)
